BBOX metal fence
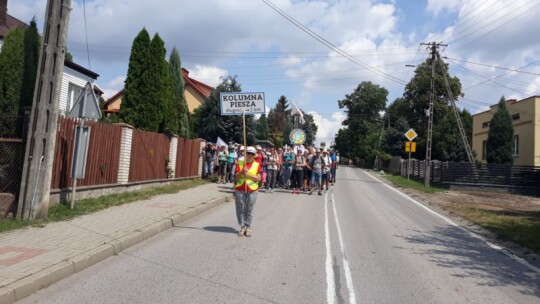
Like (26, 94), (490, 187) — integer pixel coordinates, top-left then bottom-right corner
(0, 116), (27, 218)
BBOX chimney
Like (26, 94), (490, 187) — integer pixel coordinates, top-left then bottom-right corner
(0, 0), (7, 27)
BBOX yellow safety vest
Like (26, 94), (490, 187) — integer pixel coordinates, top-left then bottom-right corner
(236, 161), (260, 191)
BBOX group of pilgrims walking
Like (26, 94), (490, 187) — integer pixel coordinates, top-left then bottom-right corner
(203, 142), (339, 237)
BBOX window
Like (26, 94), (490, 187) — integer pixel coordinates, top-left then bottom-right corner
(482, 140), (487, 160)
(512, 113), (520, 120)
(482, 121), (490, 128)
(67, 83), (83, 113)
(513, 135), (519, 156)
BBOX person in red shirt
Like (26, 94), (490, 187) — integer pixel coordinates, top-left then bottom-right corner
(234, 146), (262, 237)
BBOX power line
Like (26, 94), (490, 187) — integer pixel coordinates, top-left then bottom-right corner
(444, 57), (540, 76)
(82, 0), (91, 69)
(450, 1), (540, 50)
(261, 0), (407, 85)
(464, 59), (540, 91)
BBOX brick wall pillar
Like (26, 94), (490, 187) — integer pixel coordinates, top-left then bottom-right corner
(116, 124), (133, 184)
(168, 136), (178, 178)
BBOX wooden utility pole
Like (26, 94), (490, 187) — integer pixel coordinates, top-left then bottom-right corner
(17, 0), (72, 219)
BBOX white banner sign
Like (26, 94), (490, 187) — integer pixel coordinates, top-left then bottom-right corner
(220, 92), (265, 115)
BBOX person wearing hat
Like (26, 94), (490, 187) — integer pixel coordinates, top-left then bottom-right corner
(265, 147), (279, 193)
(234, 146), (262, 237)
(309, 148), (325, 195)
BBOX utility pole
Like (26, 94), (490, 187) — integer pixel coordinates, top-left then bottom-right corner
(420, 42), (446, 187)
(420, 42), (474, 187)
(17, 0), (72, 219)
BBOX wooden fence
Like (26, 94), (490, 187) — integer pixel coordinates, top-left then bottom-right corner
(52, 116), (121, 189)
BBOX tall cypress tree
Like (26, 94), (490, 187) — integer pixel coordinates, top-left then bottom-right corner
(120, 28), (152, 129)
(169, 47), (190, 138)
(486, 96), (514, 164)
(0, 28), (25, 116)
(20, 18), (40, 114)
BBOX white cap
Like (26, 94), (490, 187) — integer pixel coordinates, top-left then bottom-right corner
(239, 146), (245, 151)
(246, 146), (257, 154)
(256, 145), (262, 150)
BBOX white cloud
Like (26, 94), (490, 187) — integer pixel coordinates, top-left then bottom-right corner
(188, 65), (228, 88)
(309, 111), (346, 147)
(100, 76), (125, 99)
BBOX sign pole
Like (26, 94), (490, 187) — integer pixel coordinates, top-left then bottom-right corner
(408, 150), (411, 181)
(242, 110), (247, 192)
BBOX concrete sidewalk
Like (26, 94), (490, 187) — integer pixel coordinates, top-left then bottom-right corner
(0, 182), (233, 304)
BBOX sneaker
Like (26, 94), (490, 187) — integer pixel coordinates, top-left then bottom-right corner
(318, 191), (322, 196)
(309, 190), (313, 195)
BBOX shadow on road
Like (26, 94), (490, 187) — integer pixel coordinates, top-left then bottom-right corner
(395, 225), (540, 297)
(175, 225), (238, 235)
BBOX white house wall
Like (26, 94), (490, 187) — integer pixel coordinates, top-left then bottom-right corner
(59, 65), (94, 115)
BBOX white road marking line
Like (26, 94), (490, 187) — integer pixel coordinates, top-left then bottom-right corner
(331, 192), (357, 304)
(363, 170), (540, 275)
(325, 190), (336, 304)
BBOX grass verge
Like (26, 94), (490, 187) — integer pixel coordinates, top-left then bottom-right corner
(384, 174), (446, 194)
(446, 205), (540, 254)
(0, 178), (209, 234)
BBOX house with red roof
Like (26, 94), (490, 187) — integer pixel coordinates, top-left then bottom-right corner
(103, 68), (213, 115)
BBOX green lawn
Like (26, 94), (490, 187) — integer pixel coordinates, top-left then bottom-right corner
(0, 178), (209, 234)
(384, 174), (446, 194)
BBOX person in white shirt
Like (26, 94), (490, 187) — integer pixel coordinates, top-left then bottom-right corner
(321, 150), (333, 191)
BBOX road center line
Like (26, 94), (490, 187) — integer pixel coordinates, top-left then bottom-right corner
(325, 189), (336, 304)
(331, 192), (357, 304)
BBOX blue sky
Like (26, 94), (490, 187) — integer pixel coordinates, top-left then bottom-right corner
(8, 0), (540, 146)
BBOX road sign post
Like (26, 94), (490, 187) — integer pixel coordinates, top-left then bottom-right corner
(67, 82), (102, 209)
(404, 129), (417, 181)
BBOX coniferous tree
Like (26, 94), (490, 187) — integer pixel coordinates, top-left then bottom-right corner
(267, 95), (290, 145)
(20, 18), (40, 114)
(0, 28), (25, 116)
(486, 97), (514, 164)
(148, 33), (169, 133)
(120, 28), (152, 129)
(169, 47), (190, 138)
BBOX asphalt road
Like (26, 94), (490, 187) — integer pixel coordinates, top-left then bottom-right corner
(18, 167), (540, 304)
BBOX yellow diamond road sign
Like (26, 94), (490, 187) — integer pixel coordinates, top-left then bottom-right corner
(404, 128), (417, 141)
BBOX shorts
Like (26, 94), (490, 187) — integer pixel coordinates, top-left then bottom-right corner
(304, 169), (312, 181)
(322, 171), (331, 182)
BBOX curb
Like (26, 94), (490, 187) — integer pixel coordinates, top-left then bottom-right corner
(0, 194), (233, 304)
